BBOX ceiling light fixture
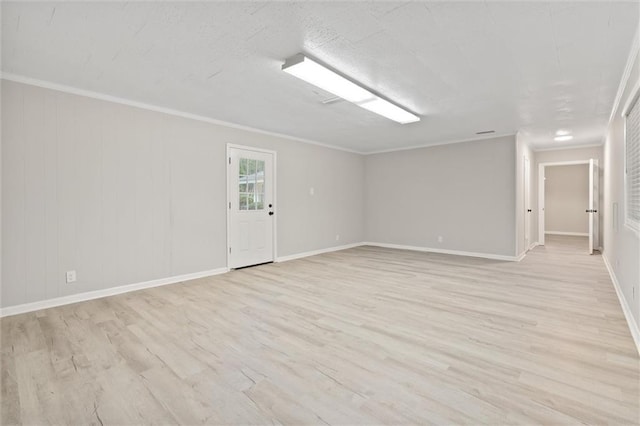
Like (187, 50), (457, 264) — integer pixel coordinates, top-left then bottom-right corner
(282, 54), (420, 124)
(555, 129), (571, 136)
(554, 135), (574, 142)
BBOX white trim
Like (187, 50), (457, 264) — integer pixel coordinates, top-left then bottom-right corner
(276, 242), (364, 262)
(227, 143), (278, 155)
(528, 242), (539, 251)
(0, 74), (522, 157)
(545, 231), (589, 237)
(522, 152), (531, 256)
(365, 132), (516, 155)
(610, 27), (640, 124)
(363, 242), (521, 262)
(603, 253), (640, 356)
(621, 75), (640, 235)
(538, 160), (592, 245)
(539, 160), (591, 167)
(226, 144), (278, 269)
(620, 78), (640, 119)
(532, 143), (603, 153)
(0, 73), (361, 155)
(0, 267), (229, 318)
(538, 163), (545, 245)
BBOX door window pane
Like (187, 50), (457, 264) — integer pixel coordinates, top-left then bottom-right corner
(239, 193), (248, 210)
(239, 158), (266, 211)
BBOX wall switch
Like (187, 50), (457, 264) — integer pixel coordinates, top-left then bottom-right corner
(336, 234), (340, 241)
(309, 187), (315, 196)
(66, 270), (77, 283)
(437, 236), (443, 243)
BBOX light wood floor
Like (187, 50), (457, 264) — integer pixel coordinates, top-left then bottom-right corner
(2, 236), (638, 425)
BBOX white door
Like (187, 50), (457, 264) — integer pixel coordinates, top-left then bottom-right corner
(538, 164), (545, 246)
(524, 156), (531, 250)
(228, 146), (275, 269)
(588, 158), (599, 254)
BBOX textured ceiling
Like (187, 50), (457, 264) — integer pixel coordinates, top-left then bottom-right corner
(2, 1), (638, 153)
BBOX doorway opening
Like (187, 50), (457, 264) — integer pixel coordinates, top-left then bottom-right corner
(538, 159), (599, 255)
(226, 144), (277, 269)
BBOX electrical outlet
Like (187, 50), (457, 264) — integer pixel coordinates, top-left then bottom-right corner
(437, 236), (443, 243)
(335, 234), (340, 241)
(309, 187), (315, 196)
(66, 270), (77, 283)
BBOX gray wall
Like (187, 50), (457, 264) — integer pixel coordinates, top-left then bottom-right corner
(1, 80), (365, 309)
(364, 136), (517, 257)
(603, 44), (640, 333)
(545, 165), (589, 234)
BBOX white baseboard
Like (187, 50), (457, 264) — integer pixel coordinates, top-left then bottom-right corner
(276, 242), (364, 263)
(515, 242), (540, 262)
(602, 253), (640, 356)
(0, 267), (229, 318)
(515, 252), (527, 262)
(363, 242), (520, 262)
(545, 231), (588, 236)
(1, 242), (365, 317)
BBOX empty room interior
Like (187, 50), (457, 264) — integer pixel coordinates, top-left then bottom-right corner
(2, 1), (640, 424)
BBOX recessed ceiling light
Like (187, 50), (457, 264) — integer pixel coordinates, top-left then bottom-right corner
(555, 129), (571, 136)
(282, 53), (420, 124)
(554, 135), (574, 142)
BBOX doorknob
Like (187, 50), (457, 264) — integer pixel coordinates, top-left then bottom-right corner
(527, 209), (532, 212)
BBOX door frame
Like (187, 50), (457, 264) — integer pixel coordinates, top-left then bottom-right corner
(523, 155), (531, 251)
(226, 143), (278, 269)
(538, 160), (590, 246)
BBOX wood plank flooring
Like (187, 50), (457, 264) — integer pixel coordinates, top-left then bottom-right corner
(1, 235), (638, 425)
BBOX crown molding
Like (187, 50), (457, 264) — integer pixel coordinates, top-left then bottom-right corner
(533, 143), (604, 153)
(364, 132), (517, 155)
(608, 27), (640, 126)
(1, 73), (363, 155)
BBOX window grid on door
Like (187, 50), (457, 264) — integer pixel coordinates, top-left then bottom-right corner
(239, 158), (265, 211)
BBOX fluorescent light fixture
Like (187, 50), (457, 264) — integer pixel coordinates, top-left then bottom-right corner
(555, 129), (571, 136)
(359, 98), (420, 124)
(282, 54), (420, 124)
(554, 135), (574, 142)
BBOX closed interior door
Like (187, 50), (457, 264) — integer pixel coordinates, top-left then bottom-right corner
(228, 146), (275, 268)
(588, 158), (599, 254)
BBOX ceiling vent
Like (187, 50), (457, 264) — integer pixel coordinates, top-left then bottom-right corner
(476, 130), (495, 135)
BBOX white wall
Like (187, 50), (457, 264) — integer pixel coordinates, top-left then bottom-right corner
(603, 39), (640, 343)
(364, 135), (517, 258)
(1, 80), (365, 309)
(544, 164), (589, 235)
